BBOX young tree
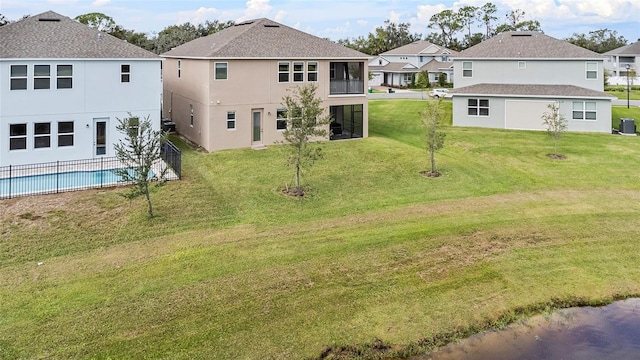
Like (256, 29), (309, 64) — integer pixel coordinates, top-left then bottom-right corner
(422, 100), (446, 177)
(113, 114), (168, 217)
(541, 103), (568, 158)
(415, 70), (430, 99)
(281, 84), (332, 196)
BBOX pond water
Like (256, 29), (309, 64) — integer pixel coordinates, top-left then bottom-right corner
(416, 298), (640, 360)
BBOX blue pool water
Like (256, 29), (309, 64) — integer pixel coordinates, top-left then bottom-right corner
(0, 169), (131, 198)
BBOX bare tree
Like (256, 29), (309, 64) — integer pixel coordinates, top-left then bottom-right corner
(422, 100), (446, 177)
(541, 103), (568, 158)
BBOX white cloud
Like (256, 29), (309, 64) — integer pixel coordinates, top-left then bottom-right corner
(389, 10), (401, 23)
(357, 19), (368, 26)
(274, 10), (287, 22)
(176, 7), (218, 25)
(237, 0), (272, 22)
(415, 3), (448, 25)
(91, 0), (110, 6)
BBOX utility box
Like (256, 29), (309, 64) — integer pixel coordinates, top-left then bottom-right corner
(620, 118), (635, 134)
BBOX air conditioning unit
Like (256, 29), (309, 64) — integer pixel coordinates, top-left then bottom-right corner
(620, 118), (635, 135)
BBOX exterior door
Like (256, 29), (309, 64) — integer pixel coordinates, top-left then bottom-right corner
(94, 118), (108, 156)
(252, 110), (262, 144)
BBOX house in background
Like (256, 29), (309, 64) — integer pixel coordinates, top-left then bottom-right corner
(368, 40), (458, 87)
(0, 11), (162, 167)
(450, 31), (613, 133)
(604, 40), (640, 85)
(161, 18), (369, 152)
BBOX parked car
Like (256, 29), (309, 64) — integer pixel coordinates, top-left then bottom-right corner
(429, 88), (450, 98)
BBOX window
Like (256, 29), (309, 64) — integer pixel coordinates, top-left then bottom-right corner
(518, 61), (526, 69)
(278, 62), (289, 82)
(215, 62), (227, 80)
(178, 60), (181, 78)
(9, 124), (27, 150)
(403, 73), (413, 83)
(572, 101), (597, 120)
(586, 62), (598, 79)
(307, 62), (318, 82)
(34, 122), (51, 148)
(56, 65), (73, 89)
(293, 62), (304, 82)
(34, 65), (51, 89)
(462, 61), (472, 77)
(190, 104), (194, 127)
(276, 109), (287, 130)
(468, 98), (489, 116)
(121, 64), (130, 82)
(58, 121), (74, 147)
(10, 65), (27, 90)
(226, 111), (236, 129)
(127, 117), (140, 138)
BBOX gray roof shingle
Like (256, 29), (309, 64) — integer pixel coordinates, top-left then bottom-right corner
(457, 32), (604, 60)
(161, 18), (368, 59)
(0, 11), (159, 59)
(450, 83), (614, 99)
(381, 40), (459, 56)
(604, 41), (640, 55)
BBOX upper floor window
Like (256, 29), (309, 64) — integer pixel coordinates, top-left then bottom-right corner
(276, 109), (287, 130)
(34, 122), (51, 148)
(56, 65), (73, 89)
(9, 124), (27, 150)
(278, 62), (290, 82)
(58, 121), (74, 147)
(586, 62), (598, 79)
(10, 65), (27, 90)
(215, 62), (228, 80)
(121, 64), (130, 83)
(572, 101), (596, 120)
(178, 60), (182, 78)
(462, 61), (473, 77)
(293, 62), (304, 82)
(34, 65), (51, 89)
(308, 62), (318, 82)
(226, 111), (236, 130)
(468, 98), (489, 116)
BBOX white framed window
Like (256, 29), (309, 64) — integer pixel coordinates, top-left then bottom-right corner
(121, 64), (130, 83)
(9, 124), (27, 150)
(276, 109), (287, 130)
(215, 62), (227, 80)
(190, 104), (194, 127)
(403, 73), (413, 83)
(468, 98), (489, 116)
(586, 62), (598, 79)
(518, 61), (526, 69)
(278, 62), (290, 82)
(34, 65), (51, 89)
(462, 61), (473, 77)
(293, 62), (304, 82)
(572, 101), (597, 120)
(58, 121), (74, 147)
(178, 60), (182, 78)
(56, 65), (73, 89)
(10, 65), (27, 90)
(34, 122), (51, 148)
(307, 62), (318, 82)
(226, 111), (236, 130)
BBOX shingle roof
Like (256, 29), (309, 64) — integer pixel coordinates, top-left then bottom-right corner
(604, 41), (640, 56)
(450, 83), (614, 99)
(457, 32), (604, 60)
(381, 40), (459, 56)
(0, 11), (159, 59)
(162, 18), (368, 59)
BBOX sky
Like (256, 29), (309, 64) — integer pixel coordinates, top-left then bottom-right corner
(2, 0), (639, 43)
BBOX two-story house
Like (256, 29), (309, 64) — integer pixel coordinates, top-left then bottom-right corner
(0, 11), (162, 167)
(161, 18), (368, 152)
(451, 32), (613, 133)
(368, 40), (458, 87)
(604, 40), (639, 85)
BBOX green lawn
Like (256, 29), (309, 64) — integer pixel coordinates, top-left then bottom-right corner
(606, 85), (640, 100)
(2, 100), (640, 359)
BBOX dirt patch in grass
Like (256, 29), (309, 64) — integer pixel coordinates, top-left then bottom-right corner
(546, 153), (567, 159)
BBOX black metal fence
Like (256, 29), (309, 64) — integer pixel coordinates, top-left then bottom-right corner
(0, 141), (181, 200)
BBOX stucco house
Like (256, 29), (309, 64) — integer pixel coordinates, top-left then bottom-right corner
(0, 11), (162, 167)
(451, 32), (613, 132)
(368, 40), (458, 87)
(604, 40), (639, 85)
(161, 18), (369, 152)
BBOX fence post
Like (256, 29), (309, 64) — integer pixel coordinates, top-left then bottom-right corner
(8, 165), (11, 199)
(100, 157), (103, 188)
(56, 161), (60, 194)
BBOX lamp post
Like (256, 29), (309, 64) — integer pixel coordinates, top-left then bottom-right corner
(626, 64), (631, 109)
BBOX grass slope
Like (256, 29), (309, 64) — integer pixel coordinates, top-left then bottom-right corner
(2, 100), (640, 359)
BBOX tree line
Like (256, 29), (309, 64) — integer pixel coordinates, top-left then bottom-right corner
(0, 5), (629, 55)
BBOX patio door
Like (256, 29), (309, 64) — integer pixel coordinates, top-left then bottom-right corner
(252, 110), (262, 144)
(94, 118), (108, 156)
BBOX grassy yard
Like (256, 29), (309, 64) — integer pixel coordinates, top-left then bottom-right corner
(606, 85), (640, 100)
(2, 100), (640, 359)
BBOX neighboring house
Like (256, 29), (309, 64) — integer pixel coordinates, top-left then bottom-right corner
(0, 11), (162, 167)
(604, 41), (640, 85)
(368, 40), (458, 87)
(161, 18), (369, 152)
(451, 32), (613, 133)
